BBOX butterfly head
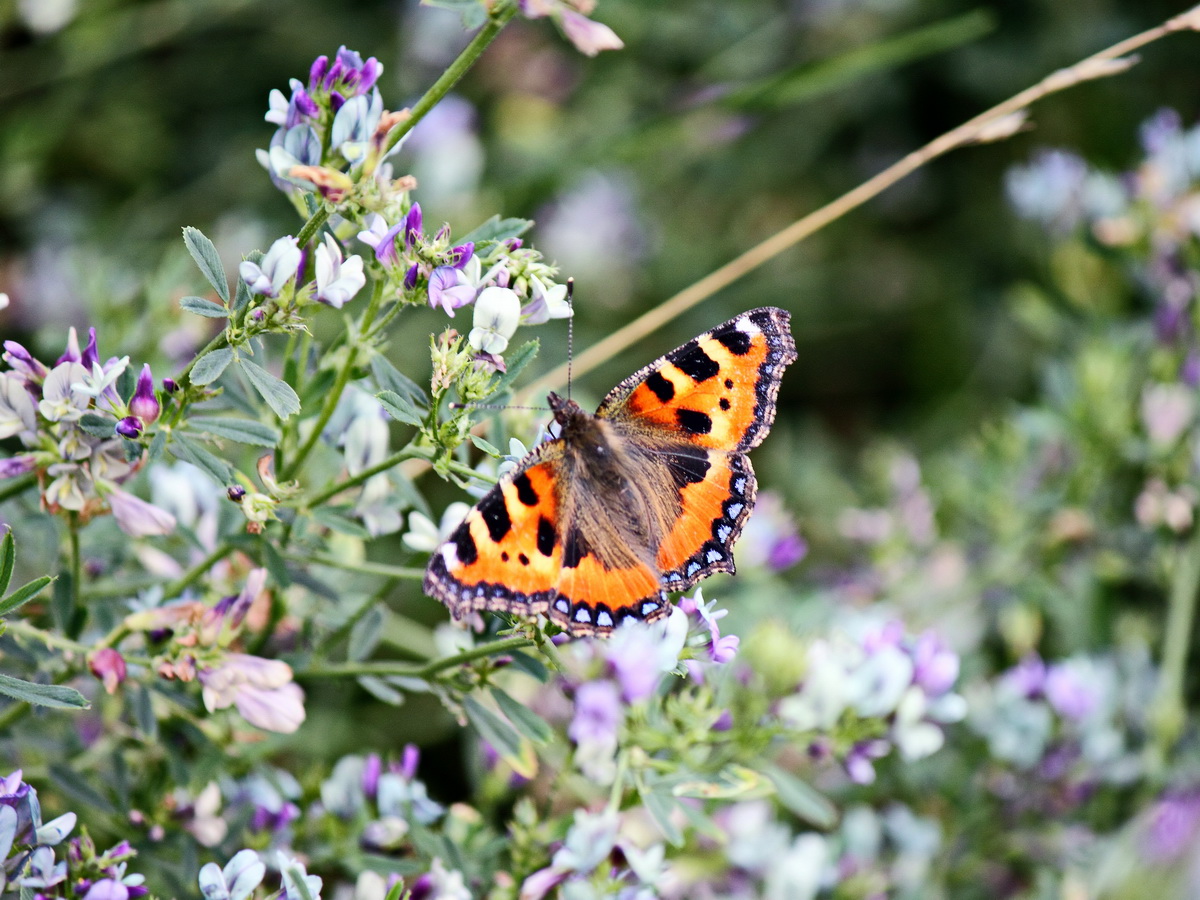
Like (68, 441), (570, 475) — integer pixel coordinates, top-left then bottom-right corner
(547, 391), (585, 428)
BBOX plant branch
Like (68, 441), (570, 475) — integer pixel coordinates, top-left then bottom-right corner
(282, 552), (424, 580)
(1150, 523), (1200, 755)
(161, 541), (239, 600)
(298, 634), (534, 681)
(520, 5), (1200, 401)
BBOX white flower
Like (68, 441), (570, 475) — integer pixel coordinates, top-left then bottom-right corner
(37, 362), (90, 422)
(559, 9), (624, 56)
(1141, 382), (1195, 446)
(315, 234), (366, 309)
(403, 503), (471, 553)
(239, 236), (301, 298)
(468, 286), (522, 354)
(521, 277), (572, 325)
(70, 357), (130, 399)
(0, 292), (9, 311)
(0, 374), (37, 439)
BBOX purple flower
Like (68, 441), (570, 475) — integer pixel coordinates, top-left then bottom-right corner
(362, 754), (382, 800)
(0, 770), (38, 843)
(1044, 662), (1100, 721)
(767, 533), (807, 570)
(559, 9), (625, 56)
(400, 743), (420, 781)
(710, 633), (740, 664)
(200, 654), (306, 734)
(911, 631), (960, 697)
(1000, 654), (1046, 698)
(404, 203), (423, 248)
(129, 364), (160, 424)
(107, 488), (176, 537)
(84, 879), (129, 900)
(447, 242), (474, 268)
(568, 680), (623, 746)
(80, 327), (100, 370)
(428, 267), (476, 316)
(4, 341), (48, 381)
(115, 416), (142, 439)
(0, 455), (36, 479)
(1142, 789), (1200, 862)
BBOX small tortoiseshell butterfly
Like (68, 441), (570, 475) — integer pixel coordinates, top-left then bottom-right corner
(424, 307), (797, 636)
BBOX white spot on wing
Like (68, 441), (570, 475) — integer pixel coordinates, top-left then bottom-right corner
(441, 544), (460, 569)
(717, 524), (732, 542)
(727, 502), (744, 518)
(555, 597), (570, 613)
(641, 600), (660, 616)
(574, 606), (592, 623)
(597, 610), (614, 628)
(735, 316), (761, 335)
(706, 548), (722, 563)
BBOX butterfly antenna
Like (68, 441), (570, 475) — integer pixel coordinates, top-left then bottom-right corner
(566, 278), (575, 400)
(450, 402), (549, 411)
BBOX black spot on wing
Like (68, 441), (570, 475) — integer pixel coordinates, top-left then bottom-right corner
(519, 553), (529, 566)
(452, 524), (478, 565)
(478, 492), (512, 542)
(563, 528), (589, 568)
(537, 516), (556, 557)
(644, 370), (675, 402)
(716, 326), (752, 355)
(676, 409), (713, 435)
(513, 472), (539, 507)
(672, 341), (720, 383)
(719, 398), (730, 410)
(667, 446), (711, 489)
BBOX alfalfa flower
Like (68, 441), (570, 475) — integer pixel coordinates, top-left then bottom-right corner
(314, 234), (366, 308)
(199, 654), (306, 734)
(468, 287), (521, 354)
(239, 236), (302, 298)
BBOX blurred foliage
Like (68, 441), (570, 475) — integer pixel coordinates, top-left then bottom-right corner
(2, 0), (1197, 438)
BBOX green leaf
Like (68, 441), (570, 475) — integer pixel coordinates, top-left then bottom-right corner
(239, 358), (301, 419)
(760, 761), (838, 828)
(311, 507), (372, 538)
(489, 339), (539, 397)
(0, 575), (53, 617)
(0, 530), (14, 597)
(0, 674), (88, 709)
(147, 430), (167, 461)
(168, 434), (233, 486)
(462, 694), (537, 779)
(491, 687), (553, 745)
(259, 538), (291, 588)
(233, 265), (253, 313)
(187, 416), (281, 448)
(190, 347), (235, 386)
(182, 226), (230, 303)
(370, 355), (428, 408)
(469, 434), (501, 457)
(507, 649), (549, 683)
(117, 365), (136, 404)
(179, 295), (229, 318)
(78, 413), (116, 438)
(349, 604), (385, 661)
(356, 675), (406, 706)
(133, 684), (158, 739)
(377, 390), (425, 428)
(458, 215), (533, 246)
(642, 789), (685, 846)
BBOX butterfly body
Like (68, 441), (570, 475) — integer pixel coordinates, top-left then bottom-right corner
(424, 307), (797, 636)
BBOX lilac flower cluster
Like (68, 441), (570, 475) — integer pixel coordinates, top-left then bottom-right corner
(966, 648), (1156, 789)
(0, 329), (175, 536)
(551, 593), (745, 783)
(683, 800), (941, 900)
(778, 619), (965, 784)
(520, 808), (667, 899)
(0, 770), (145, 900)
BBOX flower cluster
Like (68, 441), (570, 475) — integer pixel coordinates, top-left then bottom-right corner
(967, 648), (1157, 790)
(0, 770), (144, 899)
(778, 619), (965, 784)
(0, 329), (175, 536)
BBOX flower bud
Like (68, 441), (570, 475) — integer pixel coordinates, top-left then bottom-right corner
(115, 416), (143, 439)
(129, 364), (160, 424)
(162, 377), (179, 393)
(89, 648), (127, 694)
(227, 486), (247, 502)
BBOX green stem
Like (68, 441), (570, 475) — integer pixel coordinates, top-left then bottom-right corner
(0, 473), (36, 504)
(282, 552), (423, 580)
(1151, 525), (1200, 756)
(161, 541), (238, 600)
(175, 330), (231, 392)
(298, 635), (534, 681)
(382, 3), (519, 159)
(281, 280), (386, 482)
(4, 619), (153, 667)
(302, 443), (486, 510)
(67, 512), (81, 618)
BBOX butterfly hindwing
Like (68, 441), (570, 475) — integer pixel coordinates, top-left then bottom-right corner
(597, 307), (797, 453)
(423, 446), (565, 619)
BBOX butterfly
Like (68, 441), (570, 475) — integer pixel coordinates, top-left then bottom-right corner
(424, 307), (797, 636)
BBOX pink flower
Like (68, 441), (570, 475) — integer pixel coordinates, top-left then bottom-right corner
(200, 654), (306, 733)
(559, 9), (624, 56)
(89, 648), (127, 694)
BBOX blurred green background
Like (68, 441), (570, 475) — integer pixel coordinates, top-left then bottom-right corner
(0, 0), (1196, 436)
